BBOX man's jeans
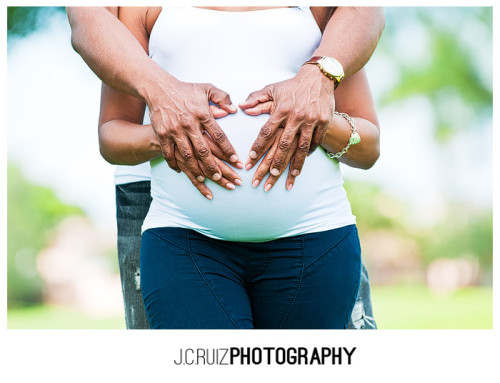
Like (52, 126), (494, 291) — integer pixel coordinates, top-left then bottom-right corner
(116, 181), (377, 329)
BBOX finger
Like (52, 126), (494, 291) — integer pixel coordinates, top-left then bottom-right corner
(174, 136), (206, 183)
(241, 101), (273, 116)
(268, 118), (303, 178)
(159, 138), (180, 172)
(203, 132), (244, 169)
(239, 88), (271, 109)
(175, 151), (213, 200)
(188, 129), (223, 182)
(209, 104), (229, 119)
(263, 136), (298, 192)
(200, 157), (242, 190)
(309, 123), (329, 154)
(246, 113), (285, 170)
(206, 84), (237, 113)
(216, 158), (243, 187)
(285, 153), (297, 191)
(251, 130), (281, 188)
(202, 117), (240, 166)
(288, 124), (314, 182)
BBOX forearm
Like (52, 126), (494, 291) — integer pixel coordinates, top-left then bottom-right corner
(312, 7), (385, 77)
(66, 7), (174, 104)
(99, 120), (161, 165)
(321, 114), (380, 169)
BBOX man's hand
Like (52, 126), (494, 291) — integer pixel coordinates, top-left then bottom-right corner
(147, 78), (243, 183)
(239, 64), (335, 190)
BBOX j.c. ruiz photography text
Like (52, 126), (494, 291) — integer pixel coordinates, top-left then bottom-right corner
(174, 347), (356, 366)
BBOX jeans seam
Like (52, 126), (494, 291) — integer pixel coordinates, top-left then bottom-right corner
(186, 231), (239, 329)
(303, 225), (354, 272)
(278, 235), (305, 329)
(145, 228), (188, 253)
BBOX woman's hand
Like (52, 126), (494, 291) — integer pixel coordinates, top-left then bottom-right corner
(174, 131), (243, 200)
(250, 128), (300, 192)
(239, 65), (335, 189)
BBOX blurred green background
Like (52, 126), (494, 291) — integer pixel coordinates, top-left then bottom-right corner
(7, 7), (492, 329)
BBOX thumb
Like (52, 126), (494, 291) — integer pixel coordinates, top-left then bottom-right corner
(241, 101), (274, 116)
(209, 104), (229, 119)
(239, 87), (272, 109)
(206, 84), (237, 113)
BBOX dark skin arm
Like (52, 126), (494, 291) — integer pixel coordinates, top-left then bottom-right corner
(249, 68), (380, 191)
(239, 7), (385, 190)
(97, 7), (243, 199)
(100, 68), (380, 194)
(67, 6), (243, 184)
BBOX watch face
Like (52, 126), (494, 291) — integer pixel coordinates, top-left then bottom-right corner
(319, 57), (343, 77)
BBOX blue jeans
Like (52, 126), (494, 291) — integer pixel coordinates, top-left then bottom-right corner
(116, 181), (377, 329)
(141, 225), (362, 329)
(116, 182), (152, 329)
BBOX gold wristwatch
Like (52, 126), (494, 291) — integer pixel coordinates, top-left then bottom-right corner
(303, 56), (345, 89)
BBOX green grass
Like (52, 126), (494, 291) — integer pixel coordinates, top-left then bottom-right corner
(7, 305), (125, 329)
(371, 285), (493, 329)
(7, 285), (493, 329)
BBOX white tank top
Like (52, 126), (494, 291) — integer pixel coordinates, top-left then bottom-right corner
(142, 6), (356, 241)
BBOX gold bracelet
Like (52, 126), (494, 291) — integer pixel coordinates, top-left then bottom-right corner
(326, 112), (361, 159)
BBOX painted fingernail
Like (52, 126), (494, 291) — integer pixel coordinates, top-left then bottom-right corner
(287, 183), (293, 191)
(236, 161), (244, 169)
(264, 184), (272, 192)
(292, 169), (300, 177)
(270, 168), (280, 176)
(197, 175), (205, 182)
(229, 104), (237, 112)
(234, 179), (243, 186)
(249, 151), (257, 159)
(245, 163), (253, 171)
(212, 173), (221, 181)
(253, 179), (260, 188)
(230, 154), (238, 163)
(226, 183), (235, 190)
(205, 194), (212, 200)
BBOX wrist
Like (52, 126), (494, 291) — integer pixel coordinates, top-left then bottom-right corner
(323, 112), (361, 159)
(137, 65), (179, 106)
(302, 55), (344, 89)
(322, 114), (350, 151)
(297, 64), (335, 92)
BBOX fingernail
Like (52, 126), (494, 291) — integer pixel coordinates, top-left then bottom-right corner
(264, 184), (272, 192)
(234, 179), (243, 186)
(270, 168), (280, 176)
(236, 161), (244, 169)
(292, 169), (300, 177)
(226, 183), (235, 190)
(229, 104), (237, 112)
(230, 154), (238, 163)
(205, 194), (212, 200)
(212, 173), (221, 181)
(197, 175), (205, 182)
(245, 163), (252, 171)
(249, 151), (257, 159)
(287, 183), (293, 191)
(252, 179), (260, 188)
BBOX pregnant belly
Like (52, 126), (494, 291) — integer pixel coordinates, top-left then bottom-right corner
(146, 111), (349, 241)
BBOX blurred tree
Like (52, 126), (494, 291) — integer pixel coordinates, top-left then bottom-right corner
(379, 7), (492, 141)
(8, 6), (65, 39)
(345, 180), (492, 276)
(7, 163), (82, 307)
(420, 208), (492, 270)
